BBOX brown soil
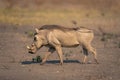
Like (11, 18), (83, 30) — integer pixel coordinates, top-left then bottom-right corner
(0, 24), (120, 80)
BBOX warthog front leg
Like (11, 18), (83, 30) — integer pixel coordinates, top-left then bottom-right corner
(40, 47), (55, 65)
(40, 52), (51, 65)
(55, 46), (63, 65)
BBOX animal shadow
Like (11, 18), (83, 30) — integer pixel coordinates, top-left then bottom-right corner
(21, 60), (81, 65)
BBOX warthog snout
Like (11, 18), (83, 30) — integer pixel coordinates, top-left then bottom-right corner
(27, 44), (37, 54)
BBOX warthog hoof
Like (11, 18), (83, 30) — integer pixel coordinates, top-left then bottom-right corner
(40, 62), (45, 65)
(81, 62), (86, 64)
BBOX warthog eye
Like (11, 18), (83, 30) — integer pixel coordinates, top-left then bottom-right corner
(34, 37), (37, 41)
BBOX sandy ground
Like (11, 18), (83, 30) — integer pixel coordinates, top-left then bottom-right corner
(0, 24), (120, 80)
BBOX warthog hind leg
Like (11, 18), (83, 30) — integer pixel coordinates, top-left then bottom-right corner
(82, 47), (88, 64)
(82, 45), (99, 64)
(90, 47), (99, 64)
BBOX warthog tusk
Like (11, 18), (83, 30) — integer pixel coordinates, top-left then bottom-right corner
(32, 44), (35, 46)
(26, 45), (30, 49)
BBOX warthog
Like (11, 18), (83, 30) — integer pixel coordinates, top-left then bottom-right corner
(27, 25), (98, 65)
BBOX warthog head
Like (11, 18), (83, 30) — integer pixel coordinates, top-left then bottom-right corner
(27, 28), (45, 54)
(27, 43), (37, 54)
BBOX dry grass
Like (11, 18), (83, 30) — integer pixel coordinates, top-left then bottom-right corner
(0, 8), (119, 25)
(0, 8), (120, 34)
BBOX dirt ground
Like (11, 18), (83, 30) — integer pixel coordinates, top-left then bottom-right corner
(0, 24), (120, 80)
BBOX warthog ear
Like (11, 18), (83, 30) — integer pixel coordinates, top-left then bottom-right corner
(35, 28), (39, 33)
(26, 45), (30, 49)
